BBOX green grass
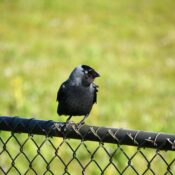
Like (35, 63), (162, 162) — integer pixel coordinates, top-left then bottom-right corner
(0, 0), (175, 174)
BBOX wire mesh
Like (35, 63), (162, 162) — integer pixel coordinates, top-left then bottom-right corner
(0, 116), (175, 175)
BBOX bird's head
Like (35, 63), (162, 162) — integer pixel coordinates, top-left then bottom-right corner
(69, 65), (100, 86)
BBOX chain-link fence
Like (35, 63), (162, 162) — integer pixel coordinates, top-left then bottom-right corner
(0, 116), (175, 175)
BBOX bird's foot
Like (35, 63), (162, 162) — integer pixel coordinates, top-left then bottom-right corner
(78, 121), (85, 126)
(65, 120), (74, 126)
(75, 121), (85, 130)
(62, 120), (74, 131)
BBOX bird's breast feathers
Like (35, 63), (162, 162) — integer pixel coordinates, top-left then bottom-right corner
(57, 81), (98, 103)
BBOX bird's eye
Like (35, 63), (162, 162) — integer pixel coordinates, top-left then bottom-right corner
(84, 70), (88, 74)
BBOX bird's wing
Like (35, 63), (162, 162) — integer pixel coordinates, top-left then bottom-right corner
(56, 81), (67, 102)
(93, 84), (99, 104)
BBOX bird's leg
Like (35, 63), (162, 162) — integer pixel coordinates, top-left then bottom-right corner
(62, 115), (73, 130)
(77, 114), (88, 127)
(66, 115), (72, 124)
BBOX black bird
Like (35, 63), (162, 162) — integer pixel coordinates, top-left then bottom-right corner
(56, 65), (100, 126)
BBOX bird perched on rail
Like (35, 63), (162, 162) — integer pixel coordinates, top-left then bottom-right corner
(56, 65), (100, 126)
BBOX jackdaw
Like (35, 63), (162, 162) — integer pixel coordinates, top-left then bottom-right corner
(56, 65), (100, 126)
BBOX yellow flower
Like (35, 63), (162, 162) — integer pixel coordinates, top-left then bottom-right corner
(11, 76), (24, 108)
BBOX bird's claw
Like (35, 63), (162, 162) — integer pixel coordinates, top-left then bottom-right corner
(62, 121), (75, 131)
(65, 120), (74, 127)
(75, 121), (85, 130)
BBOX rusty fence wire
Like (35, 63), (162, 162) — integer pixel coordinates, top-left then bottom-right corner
(0, 116), (175, 175)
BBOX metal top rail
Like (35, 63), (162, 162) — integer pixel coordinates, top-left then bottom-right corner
(0, 116), (175, 151)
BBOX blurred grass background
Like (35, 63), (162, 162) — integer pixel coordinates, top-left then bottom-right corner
(1, 0), (175, 132)
(0, 0), (175, 174)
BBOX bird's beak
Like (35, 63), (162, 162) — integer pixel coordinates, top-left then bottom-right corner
(92, 71), (100, 78)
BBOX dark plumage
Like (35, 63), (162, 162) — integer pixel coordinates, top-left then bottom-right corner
(56, 65), (100, 125)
